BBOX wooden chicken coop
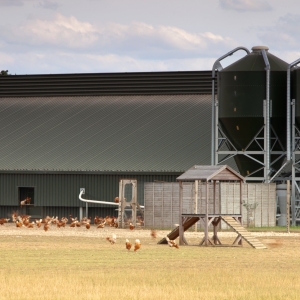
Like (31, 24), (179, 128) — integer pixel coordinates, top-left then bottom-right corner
(159, 165), (266, 249)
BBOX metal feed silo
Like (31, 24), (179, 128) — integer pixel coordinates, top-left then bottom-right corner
(217, 46), (288, 178)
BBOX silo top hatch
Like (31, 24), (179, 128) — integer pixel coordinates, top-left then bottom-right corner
(251, 46), (269, 52)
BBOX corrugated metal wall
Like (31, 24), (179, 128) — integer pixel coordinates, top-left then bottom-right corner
(0, 206), (20, 219)
(43, 206), (117, 220)
(0, 206), (117, 221)
(0, 172), (179, 207)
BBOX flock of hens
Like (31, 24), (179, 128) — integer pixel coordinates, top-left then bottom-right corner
(0, 211), (180, 251)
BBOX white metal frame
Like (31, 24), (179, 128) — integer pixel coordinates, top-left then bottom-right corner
(78, 180), (144, 226)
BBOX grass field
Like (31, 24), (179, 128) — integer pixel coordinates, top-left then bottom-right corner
(1, 228), (300, 300)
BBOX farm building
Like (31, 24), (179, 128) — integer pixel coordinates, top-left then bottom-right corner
(0, 71), (214, 221)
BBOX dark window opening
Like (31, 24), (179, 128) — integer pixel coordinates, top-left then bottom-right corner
(19, 187), (34, 206)
(19, 187), (42, 217)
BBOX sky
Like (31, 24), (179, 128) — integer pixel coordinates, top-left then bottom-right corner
(0, 0), (299, 75)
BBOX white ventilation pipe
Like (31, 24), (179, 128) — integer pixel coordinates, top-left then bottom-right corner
(79, 190), (119, 206)
(78, 190), (144, 207)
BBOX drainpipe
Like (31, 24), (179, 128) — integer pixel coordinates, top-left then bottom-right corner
(261, 49), (270, 183)
(211, 47), (250, 165)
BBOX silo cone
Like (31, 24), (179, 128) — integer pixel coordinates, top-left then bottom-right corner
(276, 184), (289, 226)
(218, 46), (288, 177)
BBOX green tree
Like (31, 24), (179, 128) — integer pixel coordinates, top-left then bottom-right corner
(0, 70), (9, 75)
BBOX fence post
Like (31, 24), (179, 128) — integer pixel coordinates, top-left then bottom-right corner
(287, 180), (290, 233)
(194, 180), (198, 232)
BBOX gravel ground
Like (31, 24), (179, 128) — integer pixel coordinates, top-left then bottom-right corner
(0, 223), (299, 239)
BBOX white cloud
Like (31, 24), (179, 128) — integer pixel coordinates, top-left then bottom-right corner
(38, 0), (60, 10)
(0, 0), (23, 6)
(102, 22), (208, 56)
(272, 50), (300, 65)
(258, 14), (300, 51)
(219, 0), (272, 12)
(10, 14), (98, 48)
(0, 52), (14, 66)
(201, 32), (227, 43)
(1, 14), (236, 60)
(0, 13), (243, 74)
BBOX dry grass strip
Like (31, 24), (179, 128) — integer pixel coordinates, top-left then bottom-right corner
(1, 224), (300, 299)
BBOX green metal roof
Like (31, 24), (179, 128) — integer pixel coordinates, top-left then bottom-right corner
(0, 94), (212, 172)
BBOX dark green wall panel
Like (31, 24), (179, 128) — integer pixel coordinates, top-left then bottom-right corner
(0, 173), (179, 207)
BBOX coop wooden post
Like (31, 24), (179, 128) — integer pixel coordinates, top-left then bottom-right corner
(239, 180), (243, 245)
(132, 180), (137, 227)
(194, 180), (198, 232)
(152, 182), (155, 228)
(179, 180), (184, 245)
(162, 183), (164, 229)
(205, 180), (209, 246)
(213, 180), (216, 214)
(171, 183), (173, 228)
(79, 207), (83, 221)
(240, 180), (243, 224)
(287, 180), (290, 233)
(118, 180), (125, 228)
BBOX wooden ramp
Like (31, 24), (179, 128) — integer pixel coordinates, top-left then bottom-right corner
(221, 216), (267, 249)
(157, 217), (199, 244)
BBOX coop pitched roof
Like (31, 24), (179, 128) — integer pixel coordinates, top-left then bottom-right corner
(177, 165), (244, 181)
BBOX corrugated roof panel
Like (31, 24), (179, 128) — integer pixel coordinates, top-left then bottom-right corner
(0, 71), (215, 97)
(0, 94), (212, 172)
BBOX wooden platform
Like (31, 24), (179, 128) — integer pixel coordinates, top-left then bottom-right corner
(158, 215), (266, 249)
